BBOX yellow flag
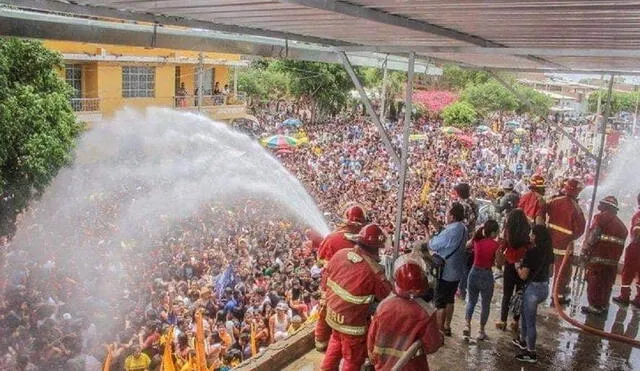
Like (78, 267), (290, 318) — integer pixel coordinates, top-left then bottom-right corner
(250, 323), (258, 357)
(195, 311), (207, 371)
(102, 345), (113, 371)
(161, 327), (176, 371)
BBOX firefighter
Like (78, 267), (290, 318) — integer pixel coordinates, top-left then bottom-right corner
(581, 196), (628, 315)
(320, 223), (392, 371)
(546, 179), (587, 305)
(367, 253), (443, 371)
(518, 174), (547, 225)
(315, 205), (366, 352)
(613, 192), (640, 307)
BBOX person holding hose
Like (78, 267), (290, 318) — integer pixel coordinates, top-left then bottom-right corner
(518, 175), (546, 225)
(614, 192), (640, 307)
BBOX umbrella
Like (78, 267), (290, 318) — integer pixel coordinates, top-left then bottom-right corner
(282, 118), (302, 127)
(535, 148), (550, 155)
(409, 134), (429, 141)
(475, 125), (490, 133)
(455, 134), (476, 146)
(276, 148), (294, 155)
(440, 126), (463, 135)
(505, 120), (519, 128)
(514, 127), (527, 135)
(263, 135), (298, 148)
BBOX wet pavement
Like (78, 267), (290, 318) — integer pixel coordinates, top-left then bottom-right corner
(286, 273), (640, 371)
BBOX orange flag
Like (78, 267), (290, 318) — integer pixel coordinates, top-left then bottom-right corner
(102, 344), (113, 371)
(161, 327), (176, 371)
(194, 311), (207, 371)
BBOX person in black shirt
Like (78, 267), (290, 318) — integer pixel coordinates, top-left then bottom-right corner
(513, 225), (553, 364)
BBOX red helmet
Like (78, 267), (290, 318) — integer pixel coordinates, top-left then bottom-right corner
(599, 195), (619, 210)
(393, 254), (428, 298)
(345, 205), (366, 225)
(357, 223), (386, 251)
(563, 179), (584, 198)
(529, 174), (546, 189)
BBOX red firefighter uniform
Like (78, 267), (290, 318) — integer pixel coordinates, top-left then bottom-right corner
(320, 247), (392, 371)
(367, 295), (442, 371)
(518, 191), (546, 225)
(314, 225), (360, 351)
(585, 203), (628, 310)
(616, 209), (640, 304)
(546, 195), (586, 296)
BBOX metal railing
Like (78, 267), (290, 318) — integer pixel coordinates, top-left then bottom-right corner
(173, 92), (246, 109)
(70, 98), (101, 112)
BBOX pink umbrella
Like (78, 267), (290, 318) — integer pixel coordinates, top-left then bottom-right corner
(455, 134), (477, 147)
(276, 148), (294, 155)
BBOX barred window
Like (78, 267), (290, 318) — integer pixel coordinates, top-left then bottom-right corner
(65, 64), (82, 98)
(122, 66), (155, 98)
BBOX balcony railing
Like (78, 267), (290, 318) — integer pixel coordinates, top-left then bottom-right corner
(70, 98), (101, 112)
(173, 92), (247, 109)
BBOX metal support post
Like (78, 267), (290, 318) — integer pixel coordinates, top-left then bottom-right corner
(338, 51), (400, 165)
(633, 91), (639, 137)
(379, 57), (388, 123)
(393, 52), (415, 261)
(233, 66), (238, 95)
(197, 52), (204, 111)
(586, 75), (614, 231)
(489, 71), (598, 162)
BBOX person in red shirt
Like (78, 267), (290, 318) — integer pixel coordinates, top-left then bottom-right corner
(320, 223), (392, 371)
(464, 220), (500, 340)
(367, 253), (443, 371)
(315, 205), (366, 352)
(518, 175), (546, 225)
(582, 196), (629, 315)
(546, 179), (586, 305)
(613, 192), (640, 307)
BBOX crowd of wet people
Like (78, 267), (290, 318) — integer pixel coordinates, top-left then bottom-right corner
(0, 102), (609, 370)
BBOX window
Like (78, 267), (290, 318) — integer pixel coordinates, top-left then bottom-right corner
(122, 66), (155, 98)
(65, 64), (82, 98)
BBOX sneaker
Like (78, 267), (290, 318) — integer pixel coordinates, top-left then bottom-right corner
(495, 321), (506, 331)
(612, 296), (630, 306)
(512, 338), (527, 350)
(477, 332), (488, 341)
(462, 328), (471, 338)
(443, 328), (452, 337)
(516, 350), (537, 363)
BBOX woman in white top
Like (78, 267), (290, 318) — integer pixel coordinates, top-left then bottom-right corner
(269, 302), (290, 343)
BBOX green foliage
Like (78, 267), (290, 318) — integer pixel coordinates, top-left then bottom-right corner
(460, 80), (519, 116)
(0, 38), (82, 236)
(237, 64), (289, 103)
(442, 101), (477, 127)
(587, 90), (640, 114)
(515, 85), (553, 117)
(441, 65), (490, 90)
(271, 60), (353, 119)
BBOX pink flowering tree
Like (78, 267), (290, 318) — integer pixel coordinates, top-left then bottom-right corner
(413, 90), (458, 114)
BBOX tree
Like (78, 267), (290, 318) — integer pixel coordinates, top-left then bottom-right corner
(237, 64), (289, 105)
(0, 38), (82, 236)
(460, 80), (519, 116)
(587, 90), (640, 114)
(271, 60), (354, 122)
(442, 101), (477, 127)
(413, 90), (458, 114)
(515, 85), (553, 117)
(441, 65), (490, 91)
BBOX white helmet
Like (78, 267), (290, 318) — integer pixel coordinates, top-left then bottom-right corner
(501, 179), (515, 190)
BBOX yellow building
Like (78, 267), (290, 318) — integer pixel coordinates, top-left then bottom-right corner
(42, 40), (249, 123)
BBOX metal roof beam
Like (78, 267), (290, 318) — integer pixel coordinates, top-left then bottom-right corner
(339, 45), (640, 58)
(280, 0), (502, 47)
(1, 0), (350, 47)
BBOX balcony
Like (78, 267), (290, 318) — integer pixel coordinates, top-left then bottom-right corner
(173, 92), (248, 120)
(70, 98), (102, 123)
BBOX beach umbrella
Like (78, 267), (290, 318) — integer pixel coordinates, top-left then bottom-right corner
(456, 134), (476, 147)
(263, 135), (298, 148)
(514, 127), (527, 135)
(475, 125), (491, 133)
(275, 148), (294, 155)
(409, 134), (429, 141)
(505, 120), (519, 128)
(441, 126), (463, 135)
(535, 148), (550, 155)
(282, 118), (302, 127)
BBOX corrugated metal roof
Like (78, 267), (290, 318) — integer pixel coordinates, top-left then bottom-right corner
(5, 0), (640, 74)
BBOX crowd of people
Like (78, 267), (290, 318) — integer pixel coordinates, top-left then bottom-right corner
(1, 98), (637, 371)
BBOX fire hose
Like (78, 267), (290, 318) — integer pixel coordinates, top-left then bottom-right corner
(554, 252), (640, 347)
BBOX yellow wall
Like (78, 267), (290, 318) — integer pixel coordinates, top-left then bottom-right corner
(45, 40), (239, 117)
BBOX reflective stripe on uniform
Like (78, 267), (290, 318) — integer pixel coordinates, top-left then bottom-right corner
(553, 249), (567, 256)
(325, 315), (366, 336)
(327, 279), (374, 305)
(373, 345), (424, 359)
(589, 257), (619, 266)
(599, 234), (626, 246)
(548, 223), (573, 235)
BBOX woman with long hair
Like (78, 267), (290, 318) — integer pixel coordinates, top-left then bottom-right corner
(513, 225), (554, 364)
(464, 219), (500, 340)
(496, 209), (531, 334)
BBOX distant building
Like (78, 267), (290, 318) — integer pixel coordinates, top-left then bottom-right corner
(42, 40), (250, 124)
